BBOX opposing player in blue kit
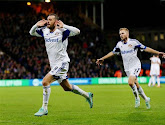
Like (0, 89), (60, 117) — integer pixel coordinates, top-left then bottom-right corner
(29, 14), (93, 116)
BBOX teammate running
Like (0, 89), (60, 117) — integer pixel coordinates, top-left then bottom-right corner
(96, 28), (165, 109)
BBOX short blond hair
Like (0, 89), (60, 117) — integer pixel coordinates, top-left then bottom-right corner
(119, 28), (129, 33)
(48, 13), (59, 20)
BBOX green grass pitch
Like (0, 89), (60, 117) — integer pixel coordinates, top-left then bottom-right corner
(0, 84), (165, 125)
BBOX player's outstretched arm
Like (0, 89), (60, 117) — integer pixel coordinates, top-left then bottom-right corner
(57, 20), (80, 36)
(144, 47), (165, 58)
(29, 19), (47, 37)
(96, 51), (114, 65)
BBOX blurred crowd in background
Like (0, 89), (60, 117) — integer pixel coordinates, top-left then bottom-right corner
(0, 2), (164, 79)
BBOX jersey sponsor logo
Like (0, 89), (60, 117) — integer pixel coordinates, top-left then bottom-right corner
(121, 49), (134, 54)
(45, 38), (59, 42)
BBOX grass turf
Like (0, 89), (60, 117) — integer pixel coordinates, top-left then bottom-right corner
(0, 84), (165, 125)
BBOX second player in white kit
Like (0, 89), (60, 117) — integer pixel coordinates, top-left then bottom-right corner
(148, 54), (161, 87)
(96, 28), (165, 109)
(113, 38), (145, 77)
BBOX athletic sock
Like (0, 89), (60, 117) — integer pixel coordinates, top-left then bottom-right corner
(157, 76), (160, 86)
(131, 84), (140, 100)
(71, 85), (89, 98)
(42, 85), (51, 110)
(148, 78), (152, 86)
(152, 76), (155, 86)
(137, 86), (148, 101)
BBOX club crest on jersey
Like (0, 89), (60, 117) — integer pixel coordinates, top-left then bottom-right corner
(128, 44), (132, 47)
(55, 32), (60, 36)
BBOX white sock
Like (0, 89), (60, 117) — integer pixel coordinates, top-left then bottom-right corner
(138, 86), (148, 101)
(157, 76), (160, 86)
(71, 85), (89, 99)
(152, 76), (155, 86)
(131, 84), (140, 100)
(42, 85), (51, 110)
(148, 78), (152, 86)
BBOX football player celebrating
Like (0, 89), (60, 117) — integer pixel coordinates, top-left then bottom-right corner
(29, 14), (93, 116)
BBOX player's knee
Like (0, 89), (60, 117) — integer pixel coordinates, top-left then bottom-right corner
(42, 80), (49, 86)
(128, 76), (136, 86)
(128, 79), (134, 86)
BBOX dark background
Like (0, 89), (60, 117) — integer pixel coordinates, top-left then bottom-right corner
(104, 0), (165, 30)
(0, 0), (165, 30)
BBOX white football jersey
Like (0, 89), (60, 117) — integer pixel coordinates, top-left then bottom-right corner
(150, 57), (161, 68)
(150, 56), (161, 75)
(36, 27), (70, 69)
(113, 38), (146, 71)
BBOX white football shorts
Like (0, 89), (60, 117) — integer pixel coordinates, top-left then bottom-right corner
(125, 68), (141, 77)
(150, 65), (160, 76)
(49, 62), (69, 83)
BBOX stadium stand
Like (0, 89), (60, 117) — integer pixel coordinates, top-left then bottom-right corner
(0, 2), (118, 79)
(0, 2), (164, 79)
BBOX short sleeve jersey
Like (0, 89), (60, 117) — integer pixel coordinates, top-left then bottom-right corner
(35, 27), (70, 69)
(113, 38), (146, 71)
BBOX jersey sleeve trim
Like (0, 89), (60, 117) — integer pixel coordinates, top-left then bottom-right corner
(134, 39), (146, 51)
(112, 42), (120, 55)
(112, 47), (120, 55)
(36, 29), (44, 37)
(62, 29), (70, 42)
